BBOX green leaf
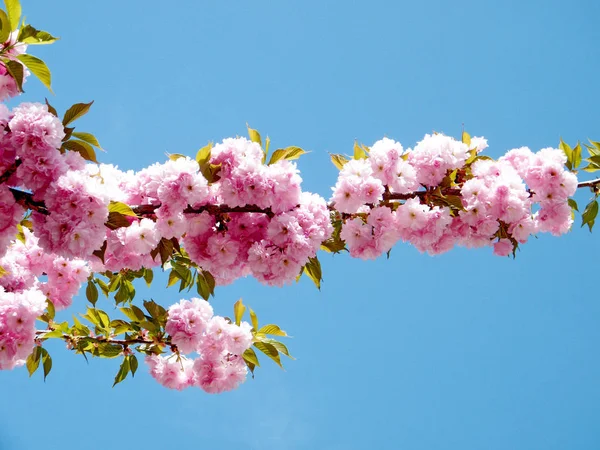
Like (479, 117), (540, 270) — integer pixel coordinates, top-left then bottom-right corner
(196, 270), (215, 301)
(167, 152), (186, 161)
(130, 355), (139, 377)
(143, 269), (154, 287)
(257, 324), (287, 337)
(261, 338), (293, 359)
(18, 24), (59, 45)
(568, 198), (579, 212)
(4, 0), (20, 31)
(330, 153), (349, 170)
(353, 141), (367, 160)
(120, 306), (144, 322)
(196, 142), (212, 166)
(233, 299), (246, 326)
(71, 132), (102, 149)
(41, 348), (52, 381)
(242, 348), (260, 367)
(62, 101), (94, 126)
(0, 10), (11, 43)
(247, 124), (262, 147)
(249, 307), (258, 331)
(303, 256), (322, 290)
(462, 131), (471, 147)
(4, 59), (23, 92)
(95, 342), (123, 359)
(46, 300), (55, 321)
(268, 146), (306, 165)
(253, 342), (282, 368)
(113, 357), (130, 387)
(61, 139), (97, 163)
(573, 142), (582, 169)
(582, 199), (598, 232)
(560, 138), (573, 171)
(143, 299), (167, 325)
(85, 281), (98, 306)
(108, 201), (137, 217)
(26, 346), (41, 377)
(15, 54), (52, 92)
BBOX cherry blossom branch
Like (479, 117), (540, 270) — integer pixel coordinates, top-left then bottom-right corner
(133, 203), (276, 218)
(577, 178), (600, 190)
(35, 330), (172, 347)
(0, 159), (21, 184)
(9, 187), (48, 214)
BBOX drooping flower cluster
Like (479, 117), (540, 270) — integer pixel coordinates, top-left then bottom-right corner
(0, 286), (46, 370)
(147, 298), (253, 393)
(0, 229), (90, 310)
(332, 135), (577, 259)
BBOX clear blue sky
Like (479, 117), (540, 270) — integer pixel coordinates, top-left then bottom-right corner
(2, 1), (600, 449)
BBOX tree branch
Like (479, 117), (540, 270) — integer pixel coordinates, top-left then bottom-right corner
(577, 178), (600, 189)
(35, 330), (168, 347)
(9, 187), (48, 214)
(0, 159), (21, 184)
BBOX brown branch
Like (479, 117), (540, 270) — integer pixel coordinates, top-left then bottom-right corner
(133, 203), (275, 218)
(9, 187), (48, 214)
(35, 330), (169, 347)
(0, 159), (21, 184)
(577, 178), (600, 189)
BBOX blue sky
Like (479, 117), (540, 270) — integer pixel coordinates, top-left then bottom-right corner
(2, 0), (600, 449)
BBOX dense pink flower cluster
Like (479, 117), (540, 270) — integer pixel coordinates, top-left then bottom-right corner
(0, 229), (90, 310)
(333, 135), (577, 259)
(91, 139), (332, 286)
(0, 286), (46, 370)
(147, 298), (253, 393)
(0, 102), (112, 261)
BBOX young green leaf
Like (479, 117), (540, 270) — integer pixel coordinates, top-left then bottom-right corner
(41, 348), (52, 381)
(233, 298), (246, 326)
(4, 0), (21, 31)
(581, 199), (598, 231)
(61, 139), (98, 163)
(249, 307), (258, 331)
(242, 348), (260, 367)
(247, 124), (262, 147)
(268, 146), (306, 165)
(0, 10), (11, 43)
(462, 131), (471, 147)
(26, 346), (42, 377)
(62, 101), (94, 126)
(18, 24), (59, 45)
(303, 256), (322, 290)
(113, 356), (131, 387)
(257, 324), (287, 337)
(86, 280), (98, 306)
(108, 201), (137, 217)
(4, 59), (23, 92)
(330, 153), (349, 170)
(16, 54), (52, 92)
(71, 132), (102, 149)
(253, 342), (282, 368)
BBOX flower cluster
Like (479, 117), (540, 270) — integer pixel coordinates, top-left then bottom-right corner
(0, 286), (46, 370)
(90, 138), (332, 286)
(0, 229), (90, 310)
(147, 298), (253, 393)
(332, 135), (577, 259)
